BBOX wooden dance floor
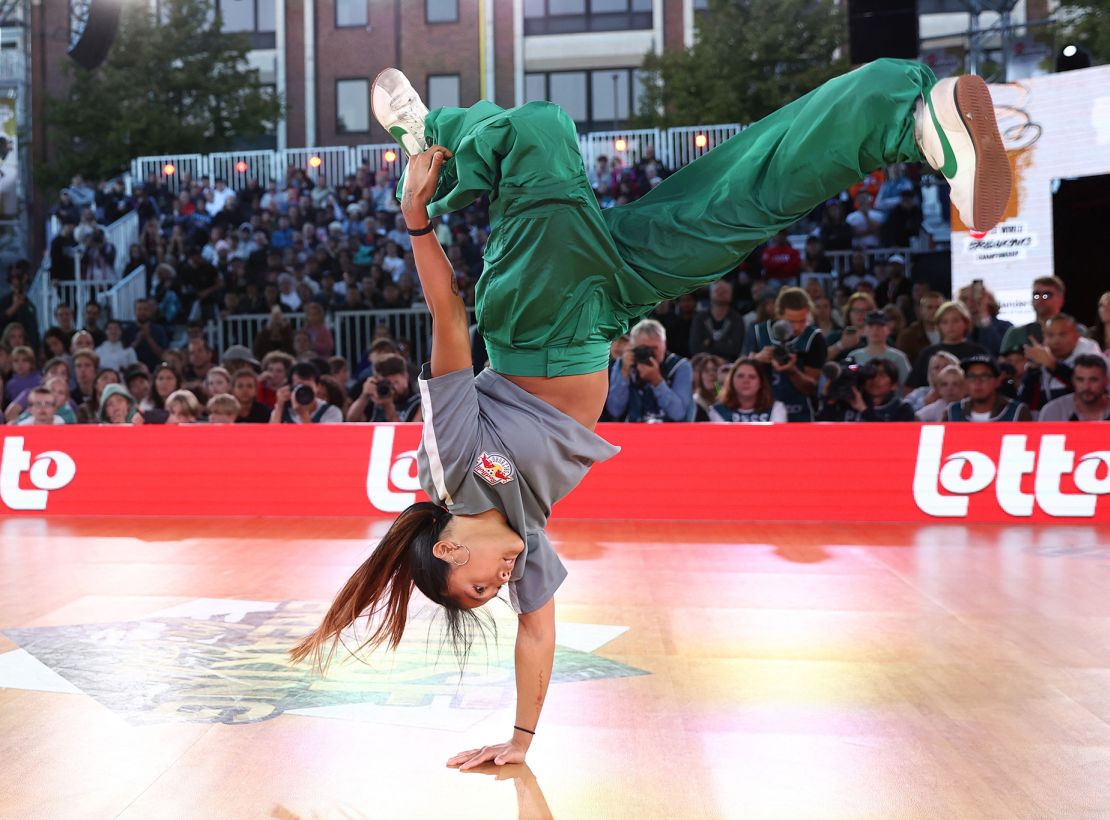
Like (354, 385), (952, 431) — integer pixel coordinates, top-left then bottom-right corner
(2, 517), (1109, 818)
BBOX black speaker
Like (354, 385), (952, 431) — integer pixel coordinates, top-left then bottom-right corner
(847, 0), (919, 65)
(67, 0), (124, 71)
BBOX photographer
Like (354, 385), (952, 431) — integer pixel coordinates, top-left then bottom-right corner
(818, 358), (914, 421)
(605, 319), (692, 422)
(269, 362), (344, 424)
(743, 287), (826, 422)
(347, 353), (422, 422)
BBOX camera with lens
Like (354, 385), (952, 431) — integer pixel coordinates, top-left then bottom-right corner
(822, 360), (860, 405)
(375, 379), (393, 398)
(632, 345), (655, 365)
(770, 319), (794, 365)
(292, 383), (316, 406)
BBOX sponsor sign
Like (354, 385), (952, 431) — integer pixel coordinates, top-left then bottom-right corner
(0, 424), (1107, 522)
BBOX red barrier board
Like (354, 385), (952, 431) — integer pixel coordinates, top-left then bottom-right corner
(0, 424), (1107, 522)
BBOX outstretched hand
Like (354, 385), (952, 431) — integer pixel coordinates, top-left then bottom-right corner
(401, 145), (453, 216)
(447, 739), (527, 771)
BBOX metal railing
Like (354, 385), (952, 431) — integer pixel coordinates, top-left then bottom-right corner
(204, 306), (477, 366)
(104, 210), (139, 278)
(130, 120), (747, 192)
(104, 266), (147, 323)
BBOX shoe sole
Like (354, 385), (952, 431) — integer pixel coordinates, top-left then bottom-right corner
(370, 68), (424, 156)
(953, 75), (1012, 233)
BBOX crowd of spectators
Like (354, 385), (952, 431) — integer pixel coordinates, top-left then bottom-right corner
(4, 155), (1104, 425)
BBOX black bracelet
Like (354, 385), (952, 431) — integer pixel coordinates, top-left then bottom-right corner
(407, 222), (434, 237)
(513, 725), (535, 736)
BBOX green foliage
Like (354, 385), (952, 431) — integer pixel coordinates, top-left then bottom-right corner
(633, 0), (848, 128)
(1054, 0), (1110, 65)
(42, 0), (281, 190)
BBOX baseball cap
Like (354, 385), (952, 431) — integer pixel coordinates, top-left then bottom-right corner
(124, 363), (151, 383)
(960, 354), (1000, 376)
(887, 254), (906, 265)
(222, 344), (261, 369)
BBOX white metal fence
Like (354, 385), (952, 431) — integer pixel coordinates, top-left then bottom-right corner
(130, 121), (746, 193)
(104, 266), (147, 323)
(204, 306), (476, 367)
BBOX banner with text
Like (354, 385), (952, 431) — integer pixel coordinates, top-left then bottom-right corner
(0, 424), (1107, 522)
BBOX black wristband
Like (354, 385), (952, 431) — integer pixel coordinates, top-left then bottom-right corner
(407, 222), (434, 237)
(513, 725), (535, 736)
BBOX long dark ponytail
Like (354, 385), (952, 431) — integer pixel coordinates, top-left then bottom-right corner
(289, 501), (489, 673)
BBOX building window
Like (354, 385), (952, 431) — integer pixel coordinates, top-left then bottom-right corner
(336, 0), (367, 27)
(427, 75), (461, 109)
(523, 0), (652, 35)
(525, 68), (647, 129)
(426, 0), (458, 23)
(336, 79), (370, 134)
(213, 0), (276, 46)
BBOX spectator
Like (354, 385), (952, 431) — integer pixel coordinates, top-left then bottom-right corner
(231, 369), (272, 423)
(259, 350), (295, 408)
(70, 329), (96, 355)
(957, 281), (1012, 357)
(253, 307), (296, 360)
(78, 368), (121, 424)
(897, 290), (944, 364)
(908, 301), (989, 388)
(204, 366), (232, 399)
(916, 364), (967, 421)
(206, 393), (241, 423)
(999, 276), (1066, 354)
(71, 350), (99, 405)
(1089, 290), (1110, 359)
(845, 190), (885, 249)
(82, 229), (116, 281)
(82, 301), (107, 347)
(875, 255), (912, 311)
(944, 355), (1032, 421)
(95, 320), (138, 372)
(151, 363), (182, 411)
(220, 344), (261, 377)
(812, 294), (841, 338)
(1038, 355), (1110, 421)
(277, 273), (302, 312)
(744, 287), (825, 422)
(817, 200), (853, 251)
(6, 358), (73, 422)
(0, 264), (39, 349)
(819, 358), (914, 421)
(124, 363), (154, 410)
(850, 311), (912, 387)
(165, 389), (202, 424)
(709, 357), (786, 422)
(656, 293), (697, 360)
(1019, 313), (1102, 412)
(179, 246), (222, 321)
(5, 346), (40, 404)
(98, 384), (143, 425)
(880, 189), (923, 247)
(347, 353), (420, 422)
(826, 291), (876, 360)
(183, 337), (214, 384)
(123, 299), (168, 370)
(802, 236), (832, 273)
(606, 318), (693, 423)
(49, 220), (79, 281)
(874, 163), (915, 212)
(689, 280), (745, 362)
(270, 361), (343, 423)
(50, 303), (78, 348)
(689, 353), (726, 422)
(17, 386), (63, 426)
(303, 302), (335, 358)
(760, 231), (801, 281)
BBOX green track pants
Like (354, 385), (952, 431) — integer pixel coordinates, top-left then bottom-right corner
(420, 58), (936, 377)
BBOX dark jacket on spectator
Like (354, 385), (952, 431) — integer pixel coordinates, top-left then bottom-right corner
(909, 341), (989, 388)
(689, 309), (745, 362)
(896, 321), (936, 369)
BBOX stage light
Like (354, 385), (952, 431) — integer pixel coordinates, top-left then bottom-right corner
(163, 163), (176, 176)
(1056, 44), (1091, 72)
(694, 133), (708, 148)
(308, 155), (323, 168)
(384, 150), (397, 163)
(614, 138), (627, 152)
(235, 160), (248, 173)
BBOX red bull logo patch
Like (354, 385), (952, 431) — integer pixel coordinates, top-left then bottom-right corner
(474, 452), (515, 486)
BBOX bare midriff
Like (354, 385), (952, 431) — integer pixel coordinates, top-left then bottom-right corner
(499, 369), (610, 432)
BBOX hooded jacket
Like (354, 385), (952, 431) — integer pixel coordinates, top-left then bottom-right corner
(97, 383), (140, 424)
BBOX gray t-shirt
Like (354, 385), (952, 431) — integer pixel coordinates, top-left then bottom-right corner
(1039, 393), (1110, 422)
(416, 365), (620, 614)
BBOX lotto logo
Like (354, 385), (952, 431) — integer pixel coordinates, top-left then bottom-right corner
(913, 426), (1110, 518)
(0, 437), (77, 511)
(365, 426), (421, 512)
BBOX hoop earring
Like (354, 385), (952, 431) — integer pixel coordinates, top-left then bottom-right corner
(451, 543), (471, 567)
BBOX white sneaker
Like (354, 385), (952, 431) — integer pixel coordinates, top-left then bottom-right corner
(372, 68), (429, 157)
(915, 75), (1012, 237)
